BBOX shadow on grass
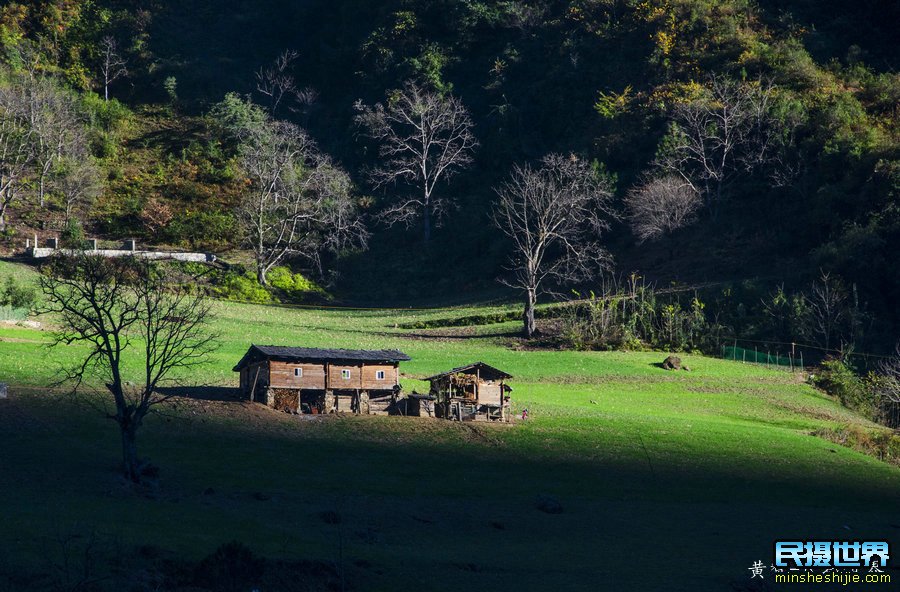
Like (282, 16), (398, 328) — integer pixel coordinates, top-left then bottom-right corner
(156, 385), (242, 402)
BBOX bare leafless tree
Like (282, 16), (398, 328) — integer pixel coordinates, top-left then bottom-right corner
(0, 82), (36, 231)
(236, 118), (367, 285)
(656, 75), (781, 215)
(805, 271), (848, 352)
(255, 49), (317, 116)
(99, 36), (127, 102)
(874, 344), (900, 427)
(876, 344), (900, 404)
(26, 77), (86, 208)
(624, 175), (701, 247)
(56, 153), (102, 222)
(39, 254), (217, 482)
(354, 81), (478, 242)
(493, 154), (616, 337)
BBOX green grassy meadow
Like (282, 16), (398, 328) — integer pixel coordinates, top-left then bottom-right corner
(0, 260), (898, 591)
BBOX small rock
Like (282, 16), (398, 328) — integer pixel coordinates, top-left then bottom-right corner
(535, 495), (563, 514)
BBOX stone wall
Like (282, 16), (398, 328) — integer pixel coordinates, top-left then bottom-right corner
(30, 247), (214, 263)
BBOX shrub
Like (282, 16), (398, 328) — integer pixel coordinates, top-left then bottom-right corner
(164, 210), (237, 251)
(0, 277), (37, 311)
(81, 94), (131, 133)
(811, 358), (878, 418)
(60, 219), (89, 249)
(266, 266), (327, 300)
(215, 272), (271, 304)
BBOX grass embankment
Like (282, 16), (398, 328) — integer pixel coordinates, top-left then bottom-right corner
(0, 260), (897, 591)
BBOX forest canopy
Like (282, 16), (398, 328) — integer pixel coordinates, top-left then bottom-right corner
(0, 0), (898, 348)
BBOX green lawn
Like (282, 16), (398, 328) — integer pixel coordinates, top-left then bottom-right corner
(0, 259), (897, 591)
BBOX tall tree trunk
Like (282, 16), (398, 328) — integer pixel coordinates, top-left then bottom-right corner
(423, 204), (432, 242)
(523, 289), (536, 338)
(120, 421), (140, 482)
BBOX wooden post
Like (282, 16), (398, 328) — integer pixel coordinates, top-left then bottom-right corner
(249, 365), (261, 402)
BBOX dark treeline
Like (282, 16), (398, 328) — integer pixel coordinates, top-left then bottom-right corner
(0, 0), (898, 350)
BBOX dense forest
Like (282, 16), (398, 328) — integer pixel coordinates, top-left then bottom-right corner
(0, 0), (898, 352)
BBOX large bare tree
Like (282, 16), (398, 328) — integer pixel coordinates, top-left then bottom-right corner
(354, 82), (478, 242)
(624, 175), (701, 250)
(656, 75), (781, 215)
(493, 154), (616, 337)
(26, 77), (87, 208)
(40, 254), (217, 482)
(99, 36), (128, 102)
(235, 117), (367, 285)
(0, 81), (36, 231)
(804, 271), (849, 352)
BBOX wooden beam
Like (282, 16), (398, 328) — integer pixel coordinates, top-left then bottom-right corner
(249, 365), (261, 403)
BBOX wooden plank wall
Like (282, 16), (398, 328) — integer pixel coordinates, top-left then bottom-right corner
(263, 360), (399, 392)
(477, 382), (504, 406)
(361, 364), (399, 390)
(270, 360), (327, 389)
(328, 363), (363, 389)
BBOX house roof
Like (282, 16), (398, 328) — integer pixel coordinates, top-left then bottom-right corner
(233, 344), (410, 371)
(424, 362), (512, 381)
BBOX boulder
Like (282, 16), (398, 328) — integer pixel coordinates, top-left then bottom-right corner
(662, 355), (682, 370)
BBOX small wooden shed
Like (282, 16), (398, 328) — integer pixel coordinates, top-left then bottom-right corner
(233, 345), (410, 414)
(425, 362), (512, 422)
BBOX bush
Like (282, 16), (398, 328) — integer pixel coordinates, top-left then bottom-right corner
(0, 277), (37, 311)
(164, 210), (237, 251)
(215, 272), (271, 304)
(60, 219), (89, 249)
(80, 94), (131, 133)
(811, 358), (878, 418)
(266, 266), (327, 300)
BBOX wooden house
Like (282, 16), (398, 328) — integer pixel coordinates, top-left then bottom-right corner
(425, 362), (512, 422)
(233, 345), (410, 414)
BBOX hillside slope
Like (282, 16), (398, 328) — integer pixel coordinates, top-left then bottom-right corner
(0, 259), (897, 590)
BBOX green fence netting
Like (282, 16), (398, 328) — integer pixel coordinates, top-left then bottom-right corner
(722, 345), (794, 367)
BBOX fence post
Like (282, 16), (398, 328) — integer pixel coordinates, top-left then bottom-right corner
(800, 351), (804, 370)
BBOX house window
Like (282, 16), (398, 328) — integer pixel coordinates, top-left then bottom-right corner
(341, 369), (351, 379)
(376, 370), (385, 380)
(294, 368), (303, 377)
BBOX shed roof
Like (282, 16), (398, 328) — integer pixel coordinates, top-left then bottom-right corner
(233, 344), (410, 371)
(424, 362), (512, 381)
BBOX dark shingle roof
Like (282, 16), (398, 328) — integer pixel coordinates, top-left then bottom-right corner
(424, 362), (512, 381)
(233, 344), (410, 371)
